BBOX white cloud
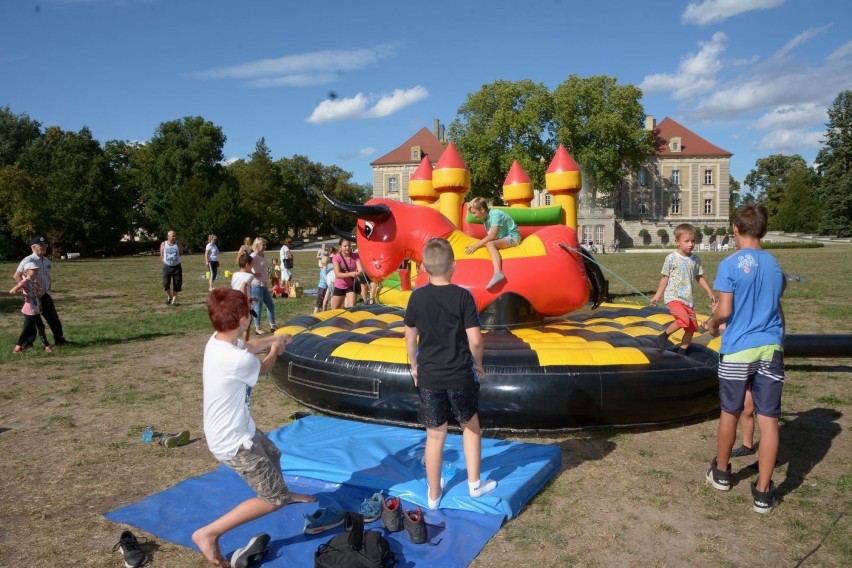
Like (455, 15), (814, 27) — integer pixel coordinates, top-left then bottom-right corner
(640, 32), (726, 99)
(306, 86), (429, 124)
(339, 147), (377, 160)
(682, 0), (786, 25)
(758, 128), (824, 152)
(753, 103), (827, 130)
(828, 40), (852, 62)
(190, 44), (399, 88)
(771, 26), (831, 61)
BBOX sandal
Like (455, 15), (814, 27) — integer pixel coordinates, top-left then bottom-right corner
(255, 327), (266, 335)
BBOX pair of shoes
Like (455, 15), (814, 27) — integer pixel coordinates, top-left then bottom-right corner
(112, 530), (149, 568)
(751, 481), (779, 514)
(706, 457), (732, 491)
(656, 332), (670, 351)
(231, 532), (270, 568)
(358, 491), (383, 522)
(55, 339), (69, 346)
(381, 496), (403, 532)
(304, 507), (345, 534)
(403, 507), (427, 544)
(44, 345), (55, 353)
(731, 444), (756, 457)
(159, 430), (190, 448)
(165, 298), (172, 306)
(269, 325), (278, 333)
(255, 327), (266, 335)
(13, 345), (23, 353)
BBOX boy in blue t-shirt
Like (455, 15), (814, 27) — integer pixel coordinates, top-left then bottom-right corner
(703, 203), (785, 514)
(465, 197), (521, 290)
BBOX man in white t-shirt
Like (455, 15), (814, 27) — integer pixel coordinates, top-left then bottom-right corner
(192, 288), (315, 567)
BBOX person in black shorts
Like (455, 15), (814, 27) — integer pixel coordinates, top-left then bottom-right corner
(403, 237), (497, 510)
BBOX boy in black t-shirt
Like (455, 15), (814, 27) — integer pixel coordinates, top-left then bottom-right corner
(404, 238), (497, 510)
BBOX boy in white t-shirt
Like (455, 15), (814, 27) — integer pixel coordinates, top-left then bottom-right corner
(192, 288), (316, 567)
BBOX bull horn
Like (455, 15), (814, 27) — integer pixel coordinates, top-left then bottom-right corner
(331, 224), (356, 242)
(322, 192), (391, 221)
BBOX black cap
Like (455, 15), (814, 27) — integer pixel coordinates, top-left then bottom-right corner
(31, 236), (47, 246)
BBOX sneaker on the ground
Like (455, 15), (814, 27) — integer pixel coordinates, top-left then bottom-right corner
(656, 332), (670, 351)
(731, 444), (756, 457)
(13, 345), (23, 353)
(55, 338), (69, 346)
(358, 491), (383, 522)
(231, 532), (270, 568)
(751, 481), (779, 514)
(381, 496), (403, 532)
(112, 530), (148, 568)
(171, 299), (179, 306)
(159, 430), (190, 448)
(706, 457), (732, 491)
(44, 344), (55, 353)
(403, 506), (427, 544)
(165, 298), (172, 305)
(304, 507), (345, 534)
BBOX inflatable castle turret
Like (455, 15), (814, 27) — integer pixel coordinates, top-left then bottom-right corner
(545, 144), (582, 230)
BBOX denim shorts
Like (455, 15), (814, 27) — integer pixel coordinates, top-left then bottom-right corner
(418, 382), (480, 428)
(223, 430), (290, 505)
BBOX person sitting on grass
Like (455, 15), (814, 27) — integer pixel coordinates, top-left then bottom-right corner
(465, 197), (521, 291)
(192, 288), (315, 567)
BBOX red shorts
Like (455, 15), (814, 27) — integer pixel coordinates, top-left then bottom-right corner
(667, 300), (697, 332)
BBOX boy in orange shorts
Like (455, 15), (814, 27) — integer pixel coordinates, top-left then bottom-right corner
(650, 223), (715, 354)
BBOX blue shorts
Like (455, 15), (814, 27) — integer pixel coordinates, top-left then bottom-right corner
(418, 382), (480, 428)
(718, 345), (784, 418)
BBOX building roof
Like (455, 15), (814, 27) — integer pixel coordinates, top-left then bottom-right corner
(370, 127), (446, 166)
(654, 117), (732, 158)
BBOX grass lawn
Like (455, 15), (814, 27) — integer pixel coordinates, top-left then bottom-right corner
(0, 245), (849, 567)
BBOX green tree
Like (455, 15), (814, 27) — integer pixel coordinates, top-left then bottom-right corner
(816, 90), (852, 237)
(728, 175), (741, 217)
(772, 163), (821, 233)
(552, 75), (653, 212)
(104, 139), (149, 240)
(17, 126), (122, 254)
(237, 138), (284, 238)
(448, 80), (554, 201)
(140, 116), (228, 237)
(0, 106), (42, 168)
(743, 154), (808, 219)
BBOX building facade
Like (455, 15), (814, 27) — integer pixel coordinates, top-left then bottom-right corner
(370, 116), (732, 248)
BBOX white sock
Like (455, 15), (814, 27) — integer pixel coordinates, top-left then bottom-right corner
(468, 479), (497, 498)
(427, 483), (442, 510)
(486, 272), (505, 290)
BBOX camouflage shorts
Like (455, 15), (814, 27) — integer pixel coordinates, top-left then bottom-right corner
(223, 430), (290, 506)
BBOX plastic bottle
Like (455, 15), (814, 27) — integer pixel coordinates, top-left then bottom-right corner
(141, 426), (154, 443)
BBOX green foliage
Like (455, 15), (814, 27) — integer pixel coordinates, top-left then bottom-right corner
(728, 175), (741, 217)
(773, 164), (822, 233)
(702, 225), (714, 236)
(638, 228), (650, 238)
(0, 106), (42, 168)
(449, 80), (554, 201)
(816, 90), (852, 237)
(715, 227), (727, 236)
(744, 154), (809, 219)
(656, 228), (668, 243)
(553, 75), (653, 212)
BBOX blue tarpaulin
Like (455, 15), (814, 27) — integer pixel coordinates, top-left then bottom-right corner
(105, 416), (560, 567)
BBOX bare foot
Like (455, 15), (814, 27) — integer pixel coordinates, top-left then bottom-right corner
(284, 492), (317, 504)
(192, 528), (229, 567)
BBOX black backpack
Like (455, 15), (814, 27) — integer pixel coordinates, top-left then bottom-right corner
(315, 512), (395, 568)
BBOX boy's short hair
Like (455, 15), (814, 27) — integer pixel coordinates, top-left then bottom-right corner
(469, 196), (489, 212)
(674, 223), (696, 241)
(733, 203), (768, 239)
(207, 288), (250, 332)
(422, 238), (454, 277)
(238, 252), (253, 268)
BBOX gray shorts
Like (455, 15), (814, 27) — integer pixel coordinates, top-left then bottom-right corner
(223, 430), (290, 505)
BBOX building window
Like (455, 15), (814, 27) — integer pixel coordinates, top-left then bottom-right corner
(544, 193), (552, 206)
(582, 225), (594, 243)
(411, 145), (421, 161)
(670, 137), (681, 152)
(637, 168), (647, 186)
(671, 193), (681, 215)
(704, 198), (713, 214)
(671, 170), (680, 185)
(387, 176), (398, 193)
(704, 169), (713, 185)
(595, 225), (605, 244)
(638, 195), (647, 215)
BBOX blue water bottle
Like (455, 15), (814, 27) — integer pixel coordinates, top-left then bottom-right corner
(141, 426), (154, 444)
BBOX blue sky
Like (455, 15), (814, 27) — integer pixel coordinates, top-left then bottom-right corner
(2, 0), (851, 188)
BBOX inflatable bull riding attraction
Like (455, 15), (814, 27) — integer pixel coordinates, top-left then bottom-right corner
(270, 143), (851, 432)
